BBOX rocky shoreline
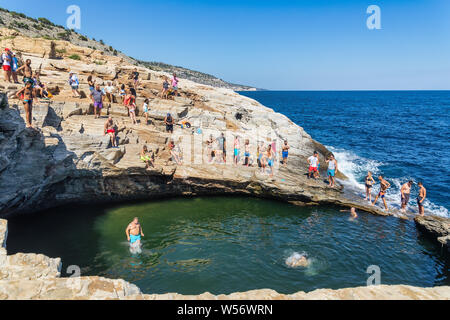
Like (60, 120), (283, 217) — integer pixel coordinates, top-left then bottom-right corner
(0, 29), (449, 299)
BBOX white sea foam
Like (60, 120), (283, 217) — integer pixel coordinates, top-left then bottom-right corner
(328, 146), (449, 218)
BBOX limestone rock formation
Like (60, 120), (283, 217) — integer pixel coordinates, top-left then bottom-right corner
(0, 29), (391, 218)
(415, 215), (450, 251)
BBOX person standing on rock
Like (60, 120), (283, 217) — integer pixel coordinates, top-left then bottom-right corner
(281, 140), (290, 166)
(126, 217), (145, 250)
(68, 72), (81, 98)
(87, 75), (95, 93)
(216, 133), (226, 163)
(171, 73), (179, 96)
(266, 145), (274, 177)
(417, 182), (426, 216)
(2, 48), (12, 83)
(132, 68), (140, 88)
(11, 52), (20, 84)
(165, 113), (174, 133)
(326, 154), (338, 187)
(364, 171), (376, 202)
(372, 175), (391, 211)
(16, 80), (35, 128)
(307, 151), (319, 179)
(104, 116), (118, 148)
(142, 98), (150, 125)
(400, 180), (413, 213)
(91, 84), (105, 119)
(161, 76), (170, 99)
(17, 59), (33, 85)
(233, 136), (240, 165)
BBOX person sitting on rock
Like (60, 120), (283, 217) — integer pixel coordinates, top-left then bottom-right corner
(169, 140), (182, 165)
(104, 116), (118, 148)
(104, 81), (116, 104)
(140, 145), (155, 169)
(119, 84), (126, 103)
(91, 84), (105, 119)
(16, 80), (35, 128)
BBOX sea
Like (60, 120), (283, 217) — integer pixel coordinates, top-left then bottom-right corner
(239, 91), (450, 217)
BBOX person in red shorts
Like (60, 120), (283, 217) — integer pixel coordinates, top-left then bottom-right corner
(2, 48), (12, 83)
(104, 116), (118, 148)
(307, 151), (320, 179)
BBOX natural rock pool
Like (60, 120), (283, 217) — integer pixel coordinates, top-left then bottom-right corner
(6, 197), (449, 295)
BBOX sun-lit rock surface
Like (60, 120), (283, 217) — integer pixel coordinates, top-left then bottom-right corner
(1, 30), (449, 300)
(0, 28), (391, 218)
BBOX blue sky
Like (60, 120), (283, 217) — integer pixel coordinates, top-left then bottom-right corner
(2, 0), (449, 90)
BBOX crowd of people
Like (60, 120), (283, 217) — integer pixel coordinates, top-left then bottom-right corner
(3, 46), (430, 217)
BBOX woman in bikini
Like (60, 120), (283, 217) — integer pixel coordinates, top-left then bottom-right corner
(169, 140), (182, 165)
(16, 81), (35, 128)
(364, 171), (376, 201)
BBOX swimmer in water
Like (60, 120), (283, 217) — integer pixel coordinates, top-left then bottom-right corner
(126, 217), (145, 249)
(285, 252), (310, 268)
(340, 207), (358, 218)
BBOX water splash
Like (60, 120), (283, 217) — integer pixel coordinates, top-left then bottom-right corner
(328, 146), (449, 218)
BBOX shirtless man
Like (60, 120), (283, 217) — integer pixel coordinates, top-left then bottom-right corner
(16, 81), (35, 128)
(281, 140), (290, 166)
(372, 175), (391, 210)
(104, 116), (117, 147)
(126, 217), (145, 248)
(417, 182), (427, 216)
(400, 180), (413, 212)
(16, 59), (33, 84)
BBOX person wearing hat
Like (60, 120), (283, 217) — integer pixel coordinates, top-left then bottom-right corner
(2, 48), (12, 83)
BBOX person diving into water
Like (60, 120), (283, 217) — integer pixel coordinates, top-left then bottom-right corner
(126, 217), (145, 253)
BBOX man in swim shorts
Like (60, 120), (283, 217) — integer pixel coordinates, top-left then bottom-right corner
(2, 48), (12, 83)
(307, 151), (319, 179)
(417, 182), (426, 216)
(400, 180), (413, 212)
(126, 217), (145, 247)
(282, 140), (290, 166)
(326, 154), (338, 187)
(372, 175), (391, 210)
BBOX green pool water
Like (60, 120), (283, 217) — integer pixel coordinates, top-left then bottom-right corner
(6, 197), (449, 295)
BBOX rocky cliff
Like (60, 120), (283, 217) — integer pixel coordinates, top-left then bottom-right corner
(0, 27), (389, 218)
(1, 28), (449, 300)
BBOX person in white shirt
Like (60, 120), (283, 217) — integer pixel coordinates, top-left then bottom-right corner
(307, 151), (320, 179)
(104, 81), (116, 103)
(68, 72), (81, 98)
(2, 48), (12, 83)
